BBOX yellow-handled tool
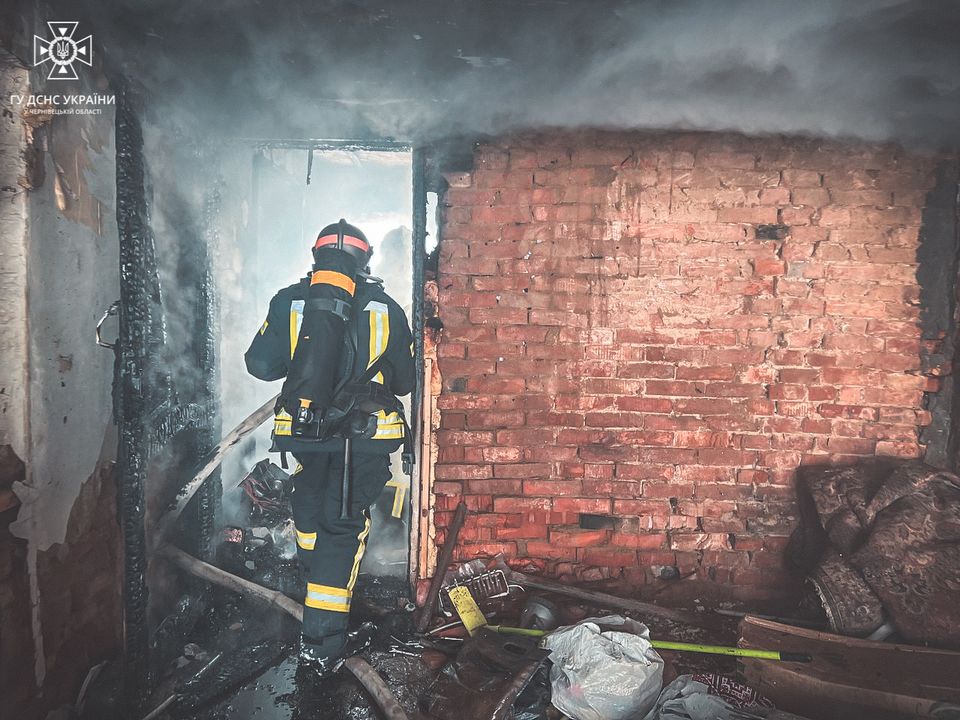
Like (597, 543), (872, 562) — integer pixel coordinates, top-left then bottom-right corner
(446, 586), (489, 635)
(485, 625), (812, 662)
(648, 639), (811, 662)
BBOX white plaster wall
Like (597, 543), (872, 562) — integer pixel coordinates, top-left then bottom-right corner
(0, 52), (29, 459)
(11, 108), (119, 552)
(2, 57), (120, 688)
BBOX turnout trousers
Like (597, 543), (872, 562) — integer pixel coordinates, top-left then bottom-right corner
(291, 449), (392, 654)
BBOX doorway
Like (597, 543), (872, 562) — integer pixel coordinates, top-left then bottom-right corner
(218, 142), (417, 579)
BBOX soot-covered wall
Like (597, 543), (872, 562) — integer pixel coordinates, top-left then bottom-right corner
(432, 130), (953, 598)
(0, 44), (121, 720)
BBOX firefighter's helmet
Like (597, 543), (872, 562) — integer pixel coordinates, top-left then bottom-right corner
(313, 219), (372, 267)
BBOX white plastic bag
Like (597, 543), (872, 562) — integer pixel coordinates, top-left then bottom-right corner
(542, 615), (664, 720)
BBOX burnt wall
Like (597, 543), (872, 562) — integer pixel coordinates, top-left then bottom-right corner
(917, 161), (960, 469)
(1, 9), (123, 716)
(0, 446), (32, 713)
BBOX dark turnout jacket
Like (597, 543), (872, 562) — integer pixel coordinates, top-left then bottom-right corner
(245, 274), (415, 453)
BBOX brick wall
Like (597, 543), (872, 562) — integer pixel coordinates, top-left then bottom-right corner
(433, 130), (946, 598)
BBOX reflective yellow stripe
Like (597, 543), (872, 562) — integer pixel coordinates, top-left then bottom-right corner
(274, 410), (293, 436)
(305, 582), (351, 612)
(367, 303), (389, 384)
(392, 486), (406, 517)
(311, 270), (356, 295)
(259, 319), (269, 335)
(305, 598), (351, 612)
(289, 311), (299, 357)
(385, 477), (409, 518)
(307, 582), (350, 598)
(347, 516), (371, 593)
(289, 300), (304, 358)
(363, 301), (401, 440)
(296, 529), (317, 550)
(373, 409), (404, 440)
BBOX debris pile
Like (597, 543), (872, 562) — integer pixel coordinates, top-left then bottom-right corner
(77, 456), (960, 720)
(322, 497), (818, 720)
(785, 461), (960, 646)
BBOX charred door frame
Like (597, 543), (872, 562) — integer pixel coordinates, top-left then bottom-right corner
(411, 147), (427, 590)
(918, 161), (960, 470)
(246, 138), (426, 590)
(115, 85), (161, 705)
(114, 85), (220, 706)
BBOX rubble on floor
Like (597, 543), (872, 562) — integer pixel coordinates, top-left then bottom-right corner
(786, 461), (960, 647)
(71, 458), (960, 720)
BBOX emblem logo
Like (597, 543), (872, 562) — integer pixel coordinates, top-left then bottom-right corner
(33, 22), (93, 81)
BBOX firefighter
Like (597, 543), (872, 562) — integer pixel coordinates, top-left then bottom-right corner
(244, 219), (414, 676)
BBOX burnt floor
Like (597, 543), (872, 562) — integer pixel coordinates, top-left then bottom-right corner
(130, 577), (761, 720)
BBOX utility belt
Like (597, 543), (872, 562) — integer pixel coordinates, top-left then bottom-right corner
(273, 379), (413, 521)
(272, 380), (414, 474)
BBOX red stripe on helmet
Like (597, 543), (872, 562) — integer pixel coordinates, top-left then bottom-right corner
(314, 233), (370, 252)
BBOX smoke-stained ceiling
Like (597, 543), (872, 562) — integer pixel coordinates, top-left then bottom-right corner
(58, 0), (960, 145)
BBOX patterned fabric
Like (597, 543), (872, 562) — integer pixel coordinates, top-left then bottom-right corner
(689, 674), (774, 709)
(810, 552), (885, 636)
(786, 461), (960, 647)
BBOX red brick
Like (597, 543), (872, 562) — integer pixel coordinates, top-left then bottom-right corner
(523, 480), (583, 496)
(669, 532), (733, 551)
(875, 440), (923, 458)
(551, 528), (611, 547)
(717, 207), (778, 224)
(466, 411), (525, 428)
(525, 541), (577, 560)
(493, 463), (552, 479)
(615, 397), (673, 412)
(465, 377), (526, 395)
(782, 169), (822, 187)
(615, 464), (673, 480)
(468, 307), (528, 324)
(496, 523), (548, 540)
(695, 483), (756, 500)
(818, 404), (879, 421)
(580, 549), (639, 567)
(612, 499), (672, 516)
(481, 446), (523, 463)
(495, 428), (556, 446)
(825, 437), (877, 455)
(611, 532), (668, 550)
(435, 464), (492, 480)
(738, 469), (769, 483)
(553, 497), (613, 514)
(456, 542), (518, 560)
(433, 133), (934, 592)
(438, 430), (496, 445)
(493, 497), (552, 513)
(753, 258), (786, 276)
(466, 479), (523, 494)
(698, 448), (759, 465)
(584, 412), (645, 428)
(791, 187), (830, 206)
(675, 366), (737, 381)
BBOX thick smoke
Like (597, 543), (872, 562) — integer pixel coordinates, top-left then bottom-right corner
(86, 0), (959, 146)
(210, 148), (414, 573)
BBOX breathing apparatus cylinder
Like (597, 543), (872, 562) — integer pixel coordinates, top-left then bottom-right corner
(278, 219), (373, 439)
